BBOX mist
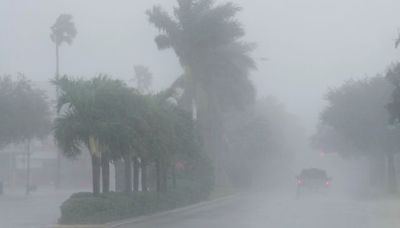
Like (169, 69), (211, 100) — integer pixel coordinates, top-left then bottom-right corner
(1, 0), (400, 227)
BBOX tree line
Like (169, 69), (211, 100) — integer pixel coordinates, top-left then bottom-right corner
(53, 75), (207, 195)
(313, 63), (400, 195)
(0, 0), (260, 195)
(1, 0), (307, 196)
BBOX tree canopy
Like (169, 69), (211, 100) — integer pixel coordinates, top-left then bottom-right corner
(0, 75), (51, 147)
(147, 0), (256, 111)
(316, 77), (398, 157)
(53, 75), (206, 194)
(50, 14), (77, 47)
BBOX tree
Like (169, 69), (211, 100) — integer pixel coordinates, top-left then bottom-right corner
(54, 74), (211, 195)
(134, 65), (153, 94)
(50, 14), (77, 188)
(315, 76), (399, 193)
(0, 75), (50, 146)
(385, 63), (400, 194)
(147, 0), (256, 182)
(50, 14), (77, 79)
(0, 75), (51, 194)
(53, 75), (145, 195)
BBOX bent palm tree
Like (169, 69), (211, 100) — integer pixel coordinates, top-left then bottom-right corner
(53, 77), (103, 195)
(54, 75), (152, 194)
(50, 14), (77, 188)
(147, 0), (256, 181)
(50, 14), (77, 79)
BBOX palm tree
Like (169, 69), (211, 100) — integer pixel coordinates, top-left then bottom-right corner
(50, 14), (77, 79)
(50, 14), (77, 188)
(147, 0), (256, 182)
(134, 65), (153, 94)
(54, 75), (152, 194)
(53, 77), (102, 195)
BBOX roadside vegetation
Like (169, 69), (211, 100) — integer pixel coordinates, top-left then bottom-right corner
(313, 64), (400, 197)
(53, 0), (257, 224)
(52, 0), (304, 224)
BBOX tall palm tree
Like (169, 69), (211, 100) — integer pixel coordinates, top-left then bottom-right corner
(147, 0), (256, 181)
(50, 14), (77, 188)
(50, 15), (77, 103)
(50, 14), (77, 79)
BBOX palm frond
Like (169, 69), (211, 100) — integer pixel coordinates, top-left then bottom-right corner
(50, 14), (77, 46)
(147, 6), (180, 35)
(155, 35), (172, 50)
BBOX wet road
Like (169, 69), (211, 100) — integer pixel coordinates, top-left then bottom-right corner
(117, 192), (400, 228)
(1, 188), (399, 228)
(0, 187), (77, 228)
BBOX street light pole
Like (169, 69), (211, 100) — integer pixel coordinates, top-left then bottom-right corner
(26, 140), (31, 195)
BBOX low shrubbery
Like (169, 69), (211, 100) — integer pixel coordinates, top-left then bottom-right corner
(59, 179), (213, 225)
(59, 147), (215, 225)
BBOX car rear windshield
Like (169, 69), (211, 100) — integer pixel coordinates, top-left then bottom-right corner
(300, 169), (327, 179)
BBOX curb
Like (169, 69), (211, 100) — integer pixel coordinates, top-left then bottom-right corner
(49, 226), (107, 228)
(48, 194), (238, 228)
(108, 193), (238, 228)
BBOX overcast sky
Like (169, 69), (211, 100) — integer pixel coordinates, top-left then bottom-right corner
(1, 0), (400, 133)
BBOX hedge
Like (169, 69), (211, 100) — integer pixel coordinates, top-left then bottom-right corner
(59, 181), (212, 225)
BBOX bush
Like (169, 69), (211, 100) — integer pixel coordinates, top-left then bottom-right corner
(59, 182), (211, 225)
(59, 152), (215, 225)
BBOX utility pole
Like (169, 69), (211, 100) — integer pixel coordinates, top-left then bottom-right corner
(26, 140), (31, 195)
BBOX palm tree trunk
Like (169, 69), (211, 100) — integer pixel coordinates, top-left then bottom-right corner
(91, 155), (101, 196)
(156, 159), (161, 192)
(124, 156), (132, 193)
(172, 163), (177, 189)
(55, 44), (61, 189)
(133, 157), (139, 192)
(161, 161), (168, 193)
(115, 160), (125, 192)
(141, 158), (147, 191)
(387, 153), (397, 194)
(101, 154), (110, 193)
(56, 44), (60, 78)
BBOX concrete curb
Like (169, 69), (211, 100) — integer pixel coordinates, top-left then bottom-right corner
(108, 194), (239, 228)
(48, 194), (239, 228)
(49, 226), (107, 228)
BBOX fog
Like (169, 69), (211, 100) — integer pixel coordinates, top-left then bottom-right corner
(2, 0), (400, 131)
(1, 0), (400, 227)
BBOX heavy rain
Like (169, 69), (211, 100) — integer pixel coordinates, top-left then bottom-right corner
(1, 0), (400, 227)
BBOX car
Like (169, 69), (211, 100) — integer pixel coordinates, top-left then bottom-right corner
(296, 168), (332, 197)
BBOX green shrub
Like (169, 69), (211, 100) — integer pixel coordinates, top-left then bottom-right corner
(59, 182), (211, 225)
(59, 153), (215, 225)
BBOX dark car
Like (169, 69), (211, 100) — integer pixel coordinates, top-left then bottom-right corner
(296, 168), (332, 197)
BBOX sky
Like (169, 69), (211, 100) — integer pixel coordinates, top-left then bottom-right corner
(1, 0), (400, 134)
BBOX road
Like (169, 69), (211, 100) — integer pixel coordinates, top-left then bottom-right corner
(0, 187), (78, 228)
(0, 187), (399, 228)
(117, 192), (400, 228)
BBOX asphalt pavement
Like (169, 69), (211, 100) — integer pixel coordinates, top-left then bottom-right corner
(0, 187), (399, 228)
(115, 191), (400, 228)
(0, 187), (78, 228)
